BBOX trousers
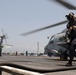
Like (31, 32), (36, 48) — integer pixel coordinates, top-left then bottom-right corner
(69, 38), (76, 63)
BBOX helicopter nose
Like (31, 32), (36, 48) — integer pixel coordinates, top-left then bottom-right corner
(44, 46), (53, 56)
(44, 46), (50, 53)
(44, 46), (48, 54)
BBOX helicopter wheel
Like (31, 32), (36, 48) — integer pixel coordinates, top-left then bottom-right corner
(60, 51), (68, 60)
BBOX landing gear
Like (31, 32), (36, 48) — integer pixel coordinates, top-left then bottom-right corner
(60, 51), (68, 60)
(47, 53), (52, 57)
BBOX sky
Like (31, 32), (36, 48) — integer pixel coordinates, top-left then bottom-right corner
(0, 0), (76, 53)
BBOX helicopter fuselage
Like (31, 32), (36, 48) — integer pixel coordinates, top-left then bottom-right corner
(44, 30), (67, 56)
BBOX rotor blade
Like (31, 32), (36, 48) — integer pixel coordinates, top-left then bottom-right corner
(3, 44), (13, 48)
(5, 38), (7, 44)
(53, 0), (76, 9)
(21, 20), (68, 36)
(1, 29), (4, 35)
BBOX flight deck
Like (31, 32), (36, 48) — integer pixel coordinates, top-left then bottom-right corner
(0, 55), (76, 75)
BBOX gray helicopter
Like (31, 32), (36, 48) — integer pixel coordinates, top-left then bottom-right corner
(20, 0), (76, 59)
(44, 29), (71, 59)
(0, 35), (6, 56)
(0, 29), (7, 56)
(0, 29), (12, 56)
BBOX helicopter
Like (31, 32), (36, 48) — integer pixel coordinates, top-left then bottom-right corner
(0, 29), (12, 56)
(20, 0), (76, 59)
(0, 29), (7, 56)
(0, 35), (6, 56)
(44, 28), (74, 59)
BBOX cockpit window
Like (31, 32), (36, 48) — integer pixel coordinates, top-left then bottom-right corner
(49, 36), (54, 44)
(51, 36), (54, 41)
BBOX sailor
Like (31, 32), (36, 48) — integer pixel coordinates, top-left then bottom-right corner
(65, 12), (76, 66)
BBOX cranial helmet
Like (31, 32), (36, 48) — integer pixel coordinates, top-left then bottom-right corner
(69, 12), (74, 17)
(66, 12), (74, 21)
(69, 12), (74, 15)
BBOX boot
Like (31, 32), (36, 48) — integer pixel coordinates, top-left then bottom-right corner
(65, 61), (72, 66)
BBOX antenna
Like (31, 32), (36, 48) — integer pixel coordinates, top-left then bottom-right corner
(37, 42), (39, 56)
